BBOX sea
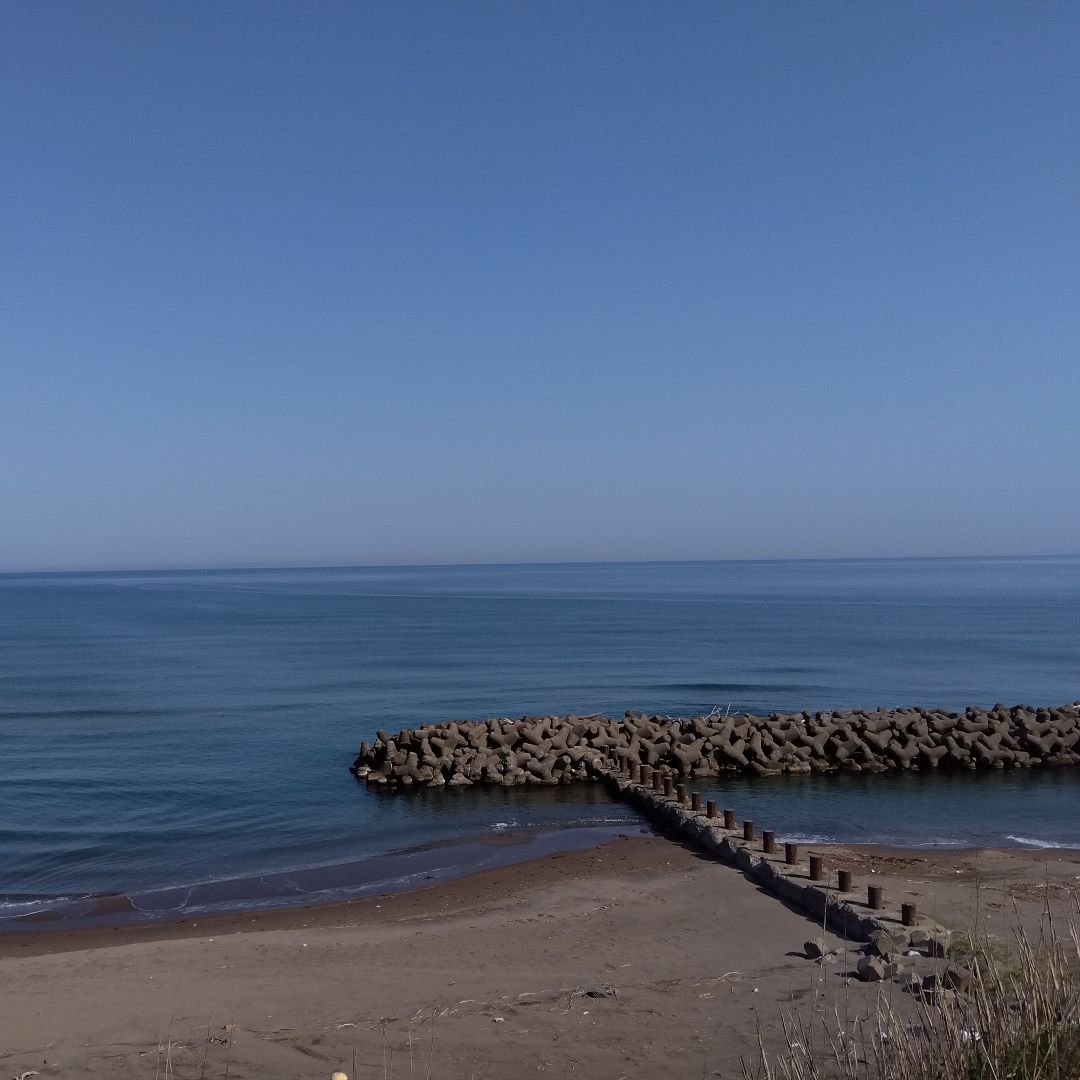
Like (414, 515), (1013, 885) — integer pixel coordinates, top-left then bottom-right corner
(1, 557), (1078, 927)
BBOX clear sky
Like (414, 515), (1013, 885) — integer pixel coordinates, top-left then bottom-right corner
(2, 2), (1078, 571)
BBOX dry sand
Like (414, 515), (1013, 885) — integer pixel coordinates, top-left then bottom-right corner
(2, 835), (1079, 1080)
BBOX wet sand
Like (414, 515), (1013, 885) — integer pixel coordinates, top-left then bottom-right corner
(2, 836), (1078, 1080)
(0, 823), (642, 937)
(812, 842), (1080, 939)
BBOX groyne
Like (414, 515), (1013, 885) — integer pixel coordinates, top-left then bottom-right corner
(605, 766), (952, 957)
(351, 702), (1080, 788)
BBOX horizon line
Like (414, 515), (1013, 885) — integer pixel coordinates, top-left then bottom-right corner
(2, 551), (1078, 577)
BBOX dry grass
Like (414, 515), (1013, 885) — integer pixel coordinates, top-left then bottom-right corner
(748, 905), (1080, 1080)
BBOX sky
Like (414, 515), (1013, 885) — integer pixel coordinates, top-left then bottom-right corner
(2, 2), (1078, 572)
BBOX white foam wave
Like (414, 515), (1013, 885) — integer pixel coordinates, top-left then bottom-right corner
(181, 869), (452, 915)
(907, 839), (971, 849)
(488, 817), (633, 832)
(0, 896), (79, 921)
(1006, 836), (1076, 850)
(560, 817), (637, 826)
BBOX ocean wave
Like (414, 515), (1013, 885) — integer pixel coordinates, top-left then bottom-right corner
(489, 817), (634, 832)
(906, 838), (972, 848)
(778, 834), (973, 849)
(652, 682), (809, 696)
(0, 895), (77, 919)
(1005, 835), (1077, 850)
(533, 817), (640, 831)
(180, 869), (450, 916)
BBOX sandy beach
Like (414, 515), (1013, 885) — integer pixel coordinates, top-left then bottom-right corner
(3, 834), (1078, 1080)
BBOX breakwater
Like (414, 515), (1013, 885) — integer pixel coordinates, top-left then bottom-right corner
(351, 703), (1080, 788)
(605, 766), (950, 955)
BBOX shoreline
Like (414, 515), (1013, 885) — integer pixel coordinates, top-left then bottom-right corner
(4, 835), (1080, 1079)
(7, 773), (1077, 937)
(0, 831), (665, 960)
(4, 826), (1077, 961)
(0, 821), (647, 942)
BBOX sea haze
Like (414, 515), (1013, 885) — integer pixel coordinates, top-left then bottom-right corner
(0, 557), (1078, 918)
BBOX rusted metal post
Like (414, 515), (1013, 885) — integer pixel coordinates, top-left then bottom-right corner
(653, 772), (664, 793)
(868, 885), (884, 910)
(837, 869), (852, 893)
(785, 842), (799, 865)
(641, 765), (652, 787)
(809, 854), (824, 881)
(691, 792), (702, 812)
(723, 809), (737, 830)
(676, 784), (687, 805)
(630, 763), (640, 783)
(762, 829), (775, 854)
(706, 799), (718, 819)
(743, 820), (756, 842)
(663, 776), (674, 797)
(902, 902), (917, 927)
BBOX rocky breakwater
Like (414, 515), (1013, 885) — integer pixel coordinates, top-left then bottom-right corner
(351, 702), (1080, 789)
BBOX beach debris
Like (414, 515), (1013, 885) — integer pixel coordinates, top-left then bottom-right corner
(908, 929), (948, 957)
(856, 956), (888, 982)
(918, 970), (968, 1004)
(803, 937), (829, 960)
(867, 928), (906, 960)
(331, 1072), (349, 1080)
(942, 964), (972, 993)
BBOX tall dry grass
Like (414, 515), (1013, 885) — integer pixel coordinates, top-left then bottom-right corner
(748, 907), (1080, 1080)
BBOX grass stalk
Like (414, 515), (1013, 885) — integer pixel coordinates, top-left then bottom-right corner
(748, 905), (1080, 1080)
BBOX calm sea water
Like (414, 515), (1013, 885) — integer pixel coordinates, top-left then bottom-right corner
(1, 558), (1078, 919)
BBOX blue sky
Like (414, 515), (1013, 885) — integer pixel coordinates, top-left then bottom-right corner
(2, 2), (1078, 571)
